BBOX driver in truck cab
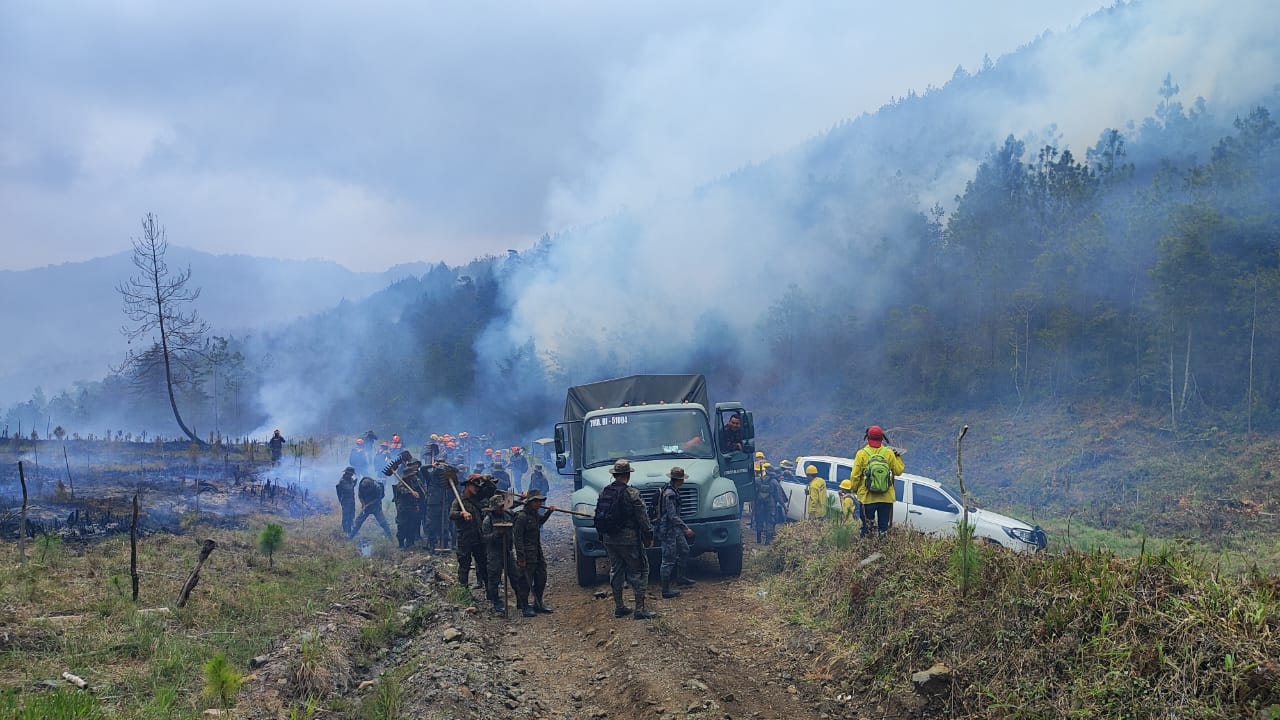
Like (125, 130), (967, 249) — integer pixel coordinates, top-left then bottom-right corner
(719, 413), (744, 452)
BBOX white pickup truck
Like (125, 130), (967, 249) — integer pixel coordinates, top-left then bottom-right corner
(781, 455), (1047, 553)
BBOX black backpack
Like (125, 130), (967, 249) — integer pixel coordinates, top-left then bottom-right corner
(649, 484), (672, 525)
(593, 482), (629, 535)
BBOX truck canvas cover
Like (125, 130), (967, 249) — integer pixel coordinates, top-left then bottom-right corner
(564, 374), (709, 422)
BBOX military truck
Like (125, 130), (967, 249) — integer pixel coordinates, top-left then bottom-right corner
(554, 374), (755, 585)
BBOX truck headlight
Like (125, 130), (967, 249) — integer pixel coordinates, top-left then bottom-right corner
(574, 503), (595, 516)
(710, 491), (738, 510)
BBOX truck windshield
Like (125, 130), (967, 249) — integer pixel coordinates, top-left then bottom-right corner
(582, 409), (715, 468)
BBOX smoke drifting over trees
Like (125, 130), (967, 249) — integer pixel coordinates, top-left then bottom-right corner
(3, 1), (1278, 444)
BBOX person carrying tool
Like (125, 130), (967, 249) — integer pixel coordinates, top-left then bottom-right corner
(481, 494), (526, 616)
(512, 488), (556, 617)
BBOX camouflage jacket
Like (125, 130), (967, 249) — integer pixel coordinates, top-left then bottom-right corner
(512, 504), (552, 565)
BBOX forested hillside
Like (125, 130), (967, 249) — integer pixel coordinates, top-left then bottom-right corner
(3, 1), (1277, 448)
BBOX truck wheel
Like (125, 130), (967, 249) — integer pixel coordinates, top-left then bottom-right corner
(717, 545), (743, 576)
(575, 541), (597, 586)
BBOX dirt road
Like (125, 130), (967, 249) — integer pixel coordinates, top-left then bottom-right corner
(484, 488), (834, 720)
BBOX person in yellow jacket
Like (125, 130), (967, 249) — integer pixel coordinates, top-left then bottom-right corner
(852, 425), (904, 538)
(837, 479), (859, 525)
(805, 465), (829, 520)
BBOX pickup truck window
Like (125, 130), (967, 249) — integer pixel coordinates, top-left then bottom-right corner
(912, 484), (959, 514)
(582, 409), (715, 468)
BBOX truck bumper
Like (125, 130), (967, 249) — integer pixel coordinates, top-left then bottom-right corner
(574, 517), (742, 559)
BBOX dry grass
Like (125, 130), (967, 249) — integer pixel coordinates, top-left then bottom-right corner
(0, 511), (396, 719)
(758, 521), (1280, 719)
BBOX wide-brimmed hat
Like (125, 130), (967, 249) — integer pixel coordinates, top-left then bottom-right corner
(464, 474), (485, 487)
(524, 488), (546, 502)
(488, 495), (506, 510)
(343, 466), (355, 475)
(666, 467), (688, 481)
(610, 459), (633, 476)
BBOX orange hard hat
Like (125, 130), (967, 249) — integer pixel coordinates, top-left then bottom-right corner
(392, 434), (401, 442)
(511, 446), (519, 452)
(485, 448), (493, 455)
(355, 438), (364, 445)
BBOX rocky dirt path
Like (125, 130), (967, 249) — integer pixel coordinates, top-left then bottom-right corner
(481, 484), (836, 720)
(238, 484), (868, 719)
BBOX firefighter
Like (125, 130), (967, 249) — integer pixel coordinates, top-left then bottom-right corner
(509, 446), (529, 493)
(805, 465), (829, 520)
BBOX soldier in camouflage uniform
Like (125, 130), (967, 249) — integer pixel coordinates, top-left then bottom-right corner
(512, 488), (555, 617)
(657, 467), (696, 599)
(335, 466), (358, 536)
(449, 475), (489, 590)
(599, 459), (657, 620)
(388, 454), (425, 549)
(481, 494), (526, 615)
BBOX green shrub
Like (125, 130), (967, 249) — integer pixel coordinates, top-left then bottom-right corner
(201, 652), (243, 709)
(258, 523), (285, 568)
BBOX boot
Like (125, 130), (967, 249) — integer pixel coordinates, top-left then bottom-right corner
(520, 597), (537, 618)
(533, 595), (554, 614)
(632, 597), (655, 620)
(492, 600), (507, 615)
(661, 578), (681, 599)
(613, 589), (632, 618)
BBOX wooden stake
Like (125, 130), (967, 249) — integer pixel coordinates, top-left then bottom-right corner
(176, 539), (217, 608)
(62, 445), (74, 498)
(18, 461), (28, 564)
(131, 494), (140, 602)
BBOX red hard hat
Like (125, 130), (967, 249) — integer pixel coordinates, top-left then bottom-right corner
(485, 448), (493, 455)
(355, 438), (364, 445)
(392, 434), (401, 442)
(511, 446), (519, 453)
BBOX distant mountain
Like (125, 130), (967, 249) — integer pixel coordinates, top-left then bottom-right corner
(0, 248), (430, 404)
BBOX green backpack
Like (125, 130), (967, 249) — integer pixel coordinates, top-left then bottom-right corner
(863, 448), (893, 494)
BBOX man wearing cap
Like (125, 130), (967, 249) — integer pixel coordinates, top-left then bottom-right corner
(657, 467), (697, 599)
(512, 488), (556, 616)
(600, 459), (657, 620)
(481, 494), (527, 615)
(449, 475), (489, 592)
(335, 466), (358, 536)
(527, 463), (549, 495)
(853, 425), (905, 539)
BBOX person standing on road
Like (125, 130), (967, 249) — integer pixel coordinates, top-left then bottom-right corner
(853, 425), (905, 539)
(450, 475), (489, 591)
(805, 465), (829, 520)
(335, 466), (357, 536)
(512, 488), (556, 617)
(599, 459), (657, 620)
(527, 463), (550, 495)
(657, 467), (696, 599)
(481, 494), (527, 616)
(268, 429), (286, 464)
(509, 447), (529, 493)
(349, 476), (393, 540)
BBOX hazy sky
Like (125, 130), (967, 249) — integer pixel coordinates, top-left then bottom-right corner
(0, 1), (1107, 272)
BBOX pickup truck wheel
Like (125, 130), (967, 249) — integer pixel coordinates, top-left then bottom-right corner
(575, 540), (597, 586)
(717, 545), (743, 576)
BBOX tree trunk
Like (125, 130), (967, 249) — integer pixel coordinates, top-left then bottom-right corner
(18, 461), (28, 564)
(1179, 325), (1192, 415)
(131, 494), (140, 602)
(1168, 337), (1177, 432)
(1248, 282), (1257, 437)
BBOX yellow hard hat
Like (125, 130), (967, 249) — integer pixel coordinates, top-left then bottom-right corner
(761, 462), (772, 469)
(839, 479), (853, 491)
(805, 465), (819, 476)
(755, 451), (765, 458)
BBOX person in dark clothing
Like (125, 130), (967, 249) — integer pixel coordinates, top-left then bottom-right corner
(268, 429), (286, 463)
(657, 467), (696, 599)
(719, 414), (744, 453)
(335, 466), (357, 535)
(509, 447), (529, 493)
(421, 454), (447, 551)
(512, 488), (556, 617)
(449, 475), (489, 591)
(349, 476), (393, 540)
(481, 494), (527, 615)
(527, 464), (550, 495)
(490, 460), (512, 492)
(348, 438), (369, 476)
(386, 452), (424, 549)
(599, 459), (657, 620)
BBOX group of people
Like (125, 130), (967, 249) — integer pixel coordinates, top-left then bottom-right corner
(749, 452), (791, 545)
(591, 459), (698, 621)
(334, 432), (559, 617)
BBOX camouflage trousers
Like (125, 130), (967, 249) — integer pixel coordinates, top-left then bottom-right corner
(485, 543), (528, 606)
(604, 540), (648, 607)
(659, 531), (689, 581)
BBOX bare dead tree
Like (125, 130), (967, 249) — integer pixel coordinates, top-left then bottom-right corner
(114, 213), (208, 446)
